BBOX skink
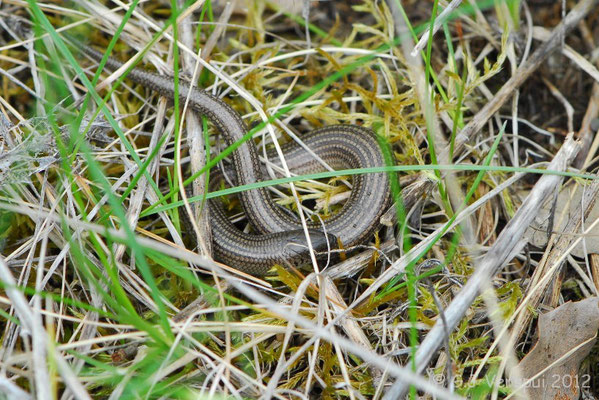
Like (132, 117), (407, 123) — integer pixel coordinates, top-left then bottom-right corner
(73, 39), (392, 276)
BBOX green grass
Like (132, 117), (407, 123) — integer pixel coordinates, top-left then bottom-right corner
(1, 0), (596, 398)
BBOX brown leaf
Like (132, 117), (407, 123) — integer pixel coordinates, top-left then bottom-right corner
(513, 297), (599, 399)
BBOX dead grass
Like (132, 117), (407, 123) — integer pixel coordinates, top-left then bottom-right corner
(0, 0), (598, 398)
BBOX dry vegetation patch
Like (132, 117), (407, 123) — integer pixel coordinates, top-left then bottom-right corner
(0, 0), (598, 398)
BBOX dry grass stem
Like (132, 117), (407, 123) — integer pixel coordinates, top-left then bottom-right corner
(2, 0), (599, 398)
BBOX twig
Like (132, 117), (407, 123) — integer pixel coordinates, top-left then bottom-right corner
(511, 180), (599, 341)
(0, 376), (30, 400)
(384, 134), (580, 398)
(176, 0), (233, 257)
(221, 268), (464, 399)
(447, 0), (598, 160)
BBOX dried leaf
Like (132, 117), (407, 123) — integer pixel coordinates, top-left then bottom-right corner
(512, 297), (599, 399)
